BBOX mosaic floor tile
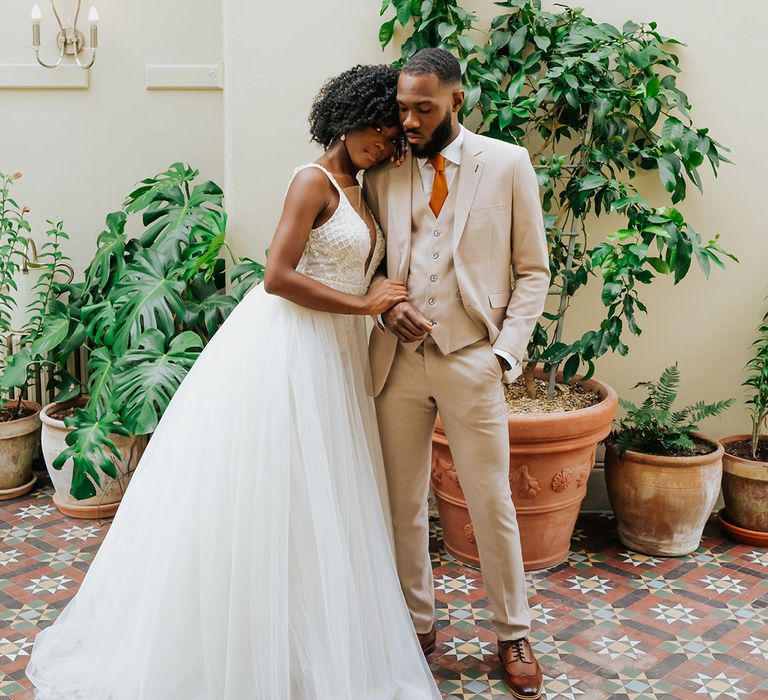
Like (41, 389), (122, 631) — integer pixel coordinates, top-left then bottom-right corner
(2, 474), (768, 699)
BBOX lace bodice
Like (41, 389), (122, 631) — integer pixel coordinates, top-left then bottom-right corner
(291, 163), (385, 297)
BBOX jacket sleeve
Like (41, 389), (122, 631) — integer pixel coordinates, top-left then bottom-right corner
(493, 148), (550, 364)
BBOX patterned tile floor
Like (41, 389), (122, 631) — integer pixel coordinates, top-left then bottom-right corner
(1, 477), (768, 699)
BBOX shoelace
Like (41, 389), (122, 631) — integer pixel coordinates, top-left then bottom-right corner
(502, 639), (531, 663)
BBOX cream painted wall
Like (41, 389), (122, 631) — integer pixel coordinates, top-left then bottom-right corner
(0, 0), (224, 274)
(3, 1), (764, 439)
(225, 1), (766, 439)
(222, 0), (402, 263)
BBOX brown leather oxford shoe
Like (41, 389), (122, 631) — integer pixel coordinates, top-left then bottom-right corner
(498, 637), (543, 699)
(417, 625), (436, 656)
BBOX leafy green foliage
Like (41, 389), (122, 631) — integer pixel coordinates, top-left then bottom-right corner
(745, 305), (768, 459)
(612, 364), (734, 456)
(379, 0), (736, 393)
(0, 163), (265, 499)
(0, 172), (73, 418)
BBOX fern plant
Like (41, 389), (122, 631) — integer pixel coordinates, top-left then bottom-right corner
(745, 306), (768, 459)
(612, 364), (734, 456)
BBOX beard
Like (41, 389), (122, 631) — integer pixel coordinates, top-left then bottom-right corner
(409, 109), (454, 159)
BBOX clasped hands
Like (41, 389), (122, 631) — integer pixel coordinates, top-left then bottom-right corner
(370, 279), (510, 372)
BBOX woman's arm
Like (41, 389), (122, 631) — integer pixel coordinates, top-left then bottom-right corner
(263, 167), (407, 315)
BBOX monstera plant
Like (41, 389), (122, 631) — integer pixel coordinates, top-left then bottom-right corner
(380, 0), (736, 398)
(1, 163), (263, 500)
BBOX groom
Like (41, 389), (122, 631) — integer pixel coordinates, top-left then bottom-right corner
(364, 48), (550, 699)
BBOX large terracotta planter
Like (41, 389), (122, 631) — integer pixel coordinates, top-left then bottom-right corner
(605, 437), (723, 556)
(719, 434), (768, 533)
(0, 400), (41, 500)
(41, 399), (147, 519)
(431, 373), (618, 571)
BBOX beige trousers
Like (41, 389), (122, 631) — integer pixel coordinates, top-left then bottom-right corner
(375, 337), (532, 640)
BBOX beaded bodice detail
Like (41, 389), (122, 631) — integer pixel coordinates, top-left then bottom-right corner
(291, 163), (385, 297)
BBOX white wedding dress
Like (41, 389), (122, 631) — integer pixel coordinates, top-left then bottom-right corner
(27, 164), (441, 700)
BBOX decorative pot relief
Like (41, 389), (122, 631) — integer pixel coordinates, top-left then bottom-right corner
(464, 523), (476, 544)
(551, 469), (574, 493)
(431, 455), (443, 487)
(510, 464), (540, 499)
(432, 454), (460, 487)
(576, 470), (588, 489)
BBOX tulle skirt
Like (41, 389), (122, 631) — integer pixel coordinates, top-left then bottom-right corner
(26, 284), (441, 700)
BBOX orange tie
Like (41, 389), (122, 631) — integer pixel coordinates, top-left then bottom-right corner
(428, 154), (448, 217)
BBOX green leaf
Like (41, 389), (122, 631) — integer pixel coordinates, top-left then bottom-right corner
(601, 282), (623, 305)
(109, 249), (187, 355)
(52, 408), (129, 500)
(464, 84), (482, 112)
(563, 353), (580, 383)
(506, 71), (526, 100)
(84, 211), (127, 293)
(579, 175), (608, 191)
(645, 75), (660, 97)
(508, 26), (528, 55)
(656, 157), (677, 193)
(0, 347), (33, 388)
(114, 329), (202, 435)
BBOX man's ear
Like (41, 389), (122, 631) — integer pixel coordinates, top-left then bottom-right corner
(452, 89), (465, 113)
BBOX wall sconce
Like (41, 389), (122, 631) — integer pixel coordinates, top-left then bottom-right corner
(31, 1), (99, 69)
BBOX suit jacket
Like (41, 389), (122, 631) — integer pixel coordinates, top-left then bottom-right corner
(363, 129), (550, 397)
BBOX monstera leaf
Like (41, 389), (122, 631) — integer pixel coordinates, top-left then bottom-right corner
(113, 329), (203, 435)
(182, 210), (228, 282)
(53, 407), (129, 500)
(123, 163), (224, 262)
(0, 346), (33, 388)
(83, 211), (127, 294)
(183, 274), (237, 339)
(86, 346), (117, 414)
(109, 249), (186, 354)
(229, 257), (265, 302)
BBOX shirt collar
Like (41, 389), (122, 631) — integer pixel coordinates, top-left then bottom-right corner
(417, 124), (465, 169)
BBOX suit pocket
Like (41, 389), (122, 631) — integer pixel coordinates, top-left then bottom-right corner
(488, 291), (512, 308)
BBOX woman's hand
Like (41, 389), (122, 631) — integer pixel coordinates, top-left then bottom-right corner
(390, 136), (408, 167)
(364, 278), (408, 315)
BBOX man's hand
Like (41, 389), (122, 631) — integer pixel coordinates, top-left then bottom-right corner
(382, 301), (433, 343)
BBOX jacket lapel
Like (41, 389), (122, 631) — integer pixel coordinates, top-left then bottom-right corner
(387, 154), (414, 281)
(452, 133), (484, 255)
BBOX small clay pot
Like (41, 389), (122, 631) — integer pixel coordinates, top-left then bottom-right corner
(0, 400), (41, 500)
(605, 436), (723, 556)
(719, 434), (768, 533)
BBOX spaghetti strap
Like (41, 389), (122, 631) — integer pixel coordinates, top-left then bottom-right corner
(289, 162), (345, 195)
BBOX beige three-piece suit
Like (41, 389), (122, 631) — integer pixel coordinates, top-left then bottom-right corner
(363, 126), (550, 640)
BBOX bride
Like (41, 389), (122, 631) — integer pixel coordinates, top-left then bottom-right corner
(26, 64), (441, 700)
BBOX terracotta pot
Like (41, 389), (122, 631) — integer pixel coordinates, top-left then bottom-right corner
(41, 399), (147, 519)
(719, 434), (768, 533)
(0, 400), (41, 500)
(431, 373), (618, 571)
(605, 436), (723, 556)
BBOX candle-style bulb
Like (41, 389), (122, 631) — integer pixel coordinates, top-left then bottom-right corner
(88, 6), (98, 23)
(31, 4), (42, 22)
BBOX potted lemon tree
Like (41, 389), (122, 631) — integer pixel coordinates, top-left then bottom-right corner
(380, 0), (736, 568)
